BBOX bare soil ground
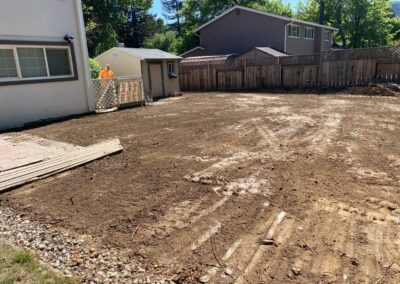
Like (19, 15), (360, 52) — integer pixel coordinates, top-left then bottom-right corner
(1, 92), (400, 283)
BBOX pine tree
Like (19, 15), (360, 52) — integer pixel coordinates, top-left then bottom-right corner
(162, 0), (183, 35)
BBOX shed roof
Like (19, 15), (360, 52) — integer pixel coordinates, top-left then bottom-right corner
(194, 5), (338, 33)
(181, 54), (238, 65)
(254, 47), (288, 57)
(112, 48), (182, 60)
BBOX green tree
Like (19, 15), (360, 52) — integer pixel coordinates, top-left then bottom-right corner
(144, 31), (178, 52)
(297, 0), (397, 48)
(82, 0), (166, 56)
(119, 1), (166, 48)
(162, 0), (183, 35)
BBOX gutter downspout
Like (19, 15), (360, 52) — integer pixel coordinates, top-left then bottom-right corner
(74, 0), (95, 112)
(284, 20), (294, 53)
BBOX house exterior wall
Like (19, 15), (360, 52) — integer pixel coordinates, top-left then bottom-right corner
(285, 24), (333, 55)
(95, 49), (142, 77)
(0, 0), (93, 131)
(199, 9), (287, 55)
(141, 60), (180, 99)
(193, 7), (336, 57)
(286, 23), (320, 55)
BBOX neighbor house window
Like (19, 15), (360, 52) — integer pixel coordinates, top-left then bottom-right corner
(304, 27), (314, 40)
(0, 49), (18, 79)
(324, 31), (331, 41)
(0, 42), (75, 85)
(288, 24), (300, 38)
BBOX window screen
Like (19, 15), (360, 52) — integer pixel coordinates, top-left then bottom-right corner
(46, 49), (71, 76)
(17, 48), (47, 78)
(0, 49), (18, 78)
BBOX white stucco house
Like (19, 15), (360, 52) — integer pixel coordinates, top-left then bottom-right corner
(0, 0), (94, 131)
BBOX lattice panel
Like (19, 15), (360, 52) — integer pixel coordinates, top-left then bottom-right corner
(280, 54), (321, 66)
(323, 46), (400, 62)
(93, 79), (118, 110)
(245, 57), (279, 66)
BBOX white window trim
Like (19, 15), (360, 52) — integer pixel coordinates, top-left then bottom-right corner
(324, 31), (331, 42)
(304, 27), (314, 40)
(288, 24), (300, 39)
(0, 44), (74, 83)
(167, 62), (175, 74)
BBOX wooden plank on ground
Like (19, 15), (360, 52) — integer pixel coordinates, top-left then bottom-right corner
(0, 138), (123, 193)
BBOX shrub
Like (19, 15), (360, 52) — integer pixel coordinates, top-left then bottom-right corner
(89, 58), (101, 79)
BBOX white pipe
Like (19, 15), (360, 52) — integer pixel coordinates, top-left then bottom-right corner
(74, 0), (95, 112)
(284, 20), (294, 53)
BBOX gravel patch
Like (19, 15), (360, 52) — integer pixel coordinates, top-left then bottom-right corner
(0, 207), (173, 283)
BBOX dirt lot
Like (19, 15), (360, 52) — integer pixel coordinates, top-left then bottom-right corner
(1, 92), (400, 283)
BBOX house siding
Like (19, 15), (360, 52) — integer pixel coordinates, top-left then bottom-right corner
(199, 9), (287, 55)
(190, 7), (336, 58)
(0, 0), (93, 131)
(286, 23), (321, 55)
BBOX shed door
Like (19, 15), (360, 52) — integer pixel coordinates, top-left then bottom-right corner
(149, 63), (164, 98)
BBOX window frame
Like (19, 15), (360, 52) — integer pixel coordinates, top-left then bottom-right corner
(288, 24), (300, 39)
(0, 40), (78, 86)
(167, 61), (176, 75)
(304, 27), (314, 40)
(324, 31), (332, 42)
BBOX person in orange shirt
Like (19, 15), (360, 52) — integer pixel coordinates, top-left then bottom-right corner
(98, 64), (115, 79)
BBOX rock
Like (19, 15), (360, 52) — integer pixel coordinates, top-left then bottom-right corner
(199, 275), (210, 283)
(261, 239), (274, 245)
(224, 268), (233, 276)
(191, 176), (200, 182)
(291, 267), (301, 276)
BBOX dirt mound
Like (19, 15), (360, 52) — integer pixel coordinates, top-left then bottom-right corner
(344, 83), (400, 97)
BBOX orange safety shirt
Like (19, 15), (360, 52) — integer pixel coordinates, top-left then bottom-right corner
(98, 69), (115, 79)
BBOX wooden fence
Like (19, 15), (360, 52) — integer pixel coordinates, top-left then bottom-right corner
(179, 46), (400, 91)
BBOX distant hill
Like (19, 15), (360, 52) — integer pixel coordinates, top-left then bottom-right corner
(393, 1), (400, 17)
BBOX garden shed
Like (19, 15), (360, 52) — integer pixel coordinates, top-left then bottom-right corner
(95, 48), (181, 99)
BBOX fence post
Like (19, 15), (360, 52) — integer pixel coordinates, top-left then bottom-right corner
(278, 56), (283, 87)
(318, 51), (323, 87)
(207, 61), (211, 91)
(244, 59), (247, 89)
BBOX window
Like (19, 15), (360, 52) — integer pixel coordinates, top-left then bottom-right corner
(288, 24), (300, 38)
(304, 27), (314, 40)
(46, 49), (72, 76)
(0, 49), (18, 79)
(0, 41), (76, 85)
(17, 48), (48, 78)
(167, 62), (175, 75)
(324, 31), (331, 41)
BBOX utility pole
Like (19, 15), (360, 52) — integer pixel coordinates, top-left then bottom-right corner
(318, 0), (325, 25)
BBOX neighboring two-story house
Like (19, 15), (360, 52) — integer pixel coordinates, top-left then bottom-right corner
(181, 5), (337, 58)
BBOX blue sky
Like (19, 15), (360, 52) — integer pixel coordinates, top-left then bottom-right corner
(150, 0), (300, 20)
